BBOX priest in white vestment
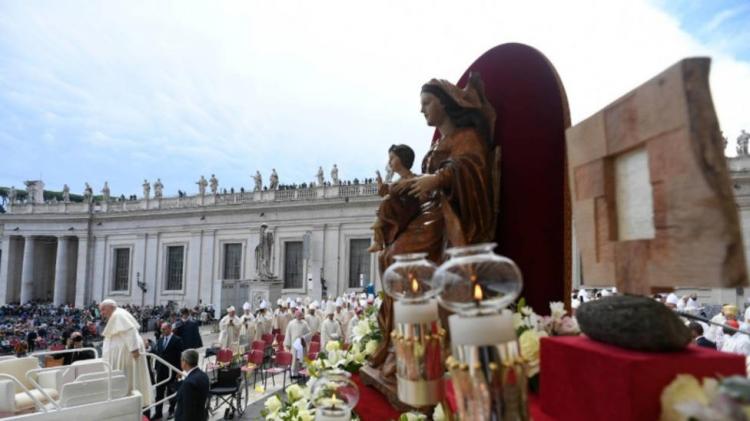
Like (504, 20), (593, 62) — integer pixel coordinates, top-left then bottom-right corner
(218, 306), (242, 352)
(239, 302), (256, 347)
(284, 311), (311, 372)
(305, 306), (321, 334)
(321, 306), (342, 347)
(99, 299), (153, 406)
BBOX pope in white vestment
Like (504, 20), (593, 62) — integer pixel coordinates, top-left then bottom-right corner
(219, 306), (242, 352)
(100, 300), (153, 406)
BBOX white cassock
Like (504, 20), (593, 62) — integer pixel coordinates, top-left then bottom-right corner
(102, 307), (153, 405)
(254, 313), (272, 341)
(305, 313), (321, 334)
(284, 320), (311, 350)
(218, 315), (242, 350)
(239, 314), (256, 345)
(274, 312), (292, 335)
(284, 320), (311, 372)
(321, 318), (342, 346)
(722, 333), (750, 356)
(292, 338), (305, 374)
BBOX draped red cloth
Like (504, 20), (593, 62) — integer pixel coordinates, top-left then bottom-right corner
(352, 373), (401, 421)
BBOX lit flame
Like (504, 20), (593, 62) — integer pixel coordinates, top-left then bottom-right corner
(331, 393), (339, 408)
(411, 276), (419, 293)
(474, 284), (483, 301)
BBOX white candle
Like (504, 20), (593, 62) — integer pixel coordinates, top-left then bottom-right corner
(394, 299), (439, 324)
(449, 310), (515, 346)
(316, 407), (351, 421)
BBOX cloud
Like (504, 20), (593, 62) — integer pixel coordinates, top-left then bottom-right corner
(0, 0), (748, 195)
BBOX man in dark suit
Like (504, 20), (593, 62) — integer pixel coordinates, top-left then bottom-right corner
(689, 322), (716, 349)
(175, 349), (209, 421)
(173, 309), (203, 350)
(152, 322), (185, 420)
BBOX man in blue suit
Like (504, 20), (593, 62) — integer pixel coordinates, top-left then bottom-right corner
(175, 349), (209, 421)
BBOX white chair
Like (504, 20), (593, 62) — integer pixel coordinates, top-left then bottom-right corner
(0, 357), (62, 414)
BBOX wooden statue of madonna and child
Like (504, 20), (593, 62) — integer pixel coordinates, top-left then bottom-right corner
(359, 43), (573, 408)
(364, 72), (501, 388)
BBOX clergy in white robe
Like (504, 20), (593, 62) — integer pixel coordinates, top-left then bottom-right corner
(274, 308), (292, 336)
(721, 321), (750, 356)
(284, 311), (311, 372)
(346, 310), (365, 342)
(219, 306), (242, 352)
(321, 313), (342, 346)
(305, 308), (321, 334)
(239, 302), (256, 347)
(100, 299), (153, 405)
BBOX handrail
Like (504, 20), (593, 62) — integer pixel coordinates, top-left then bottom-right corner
(0, 373), (47, 413)
(25, 367), (62, 411)
(142, 352), (185, 412)
(30, 347), (101, 380)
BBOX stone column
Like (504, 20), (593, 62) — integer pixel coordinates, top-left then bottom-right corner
(0, 236), (12, 304)
(20, 236), (35, 304)
(75, 236), (89, 307)
(53, 236), (70, 306)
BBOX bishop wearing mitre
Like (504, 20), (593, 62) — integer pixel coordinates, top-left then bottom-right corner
(100, 299), (153, 406)
(219, 306), (242, 351)
(239, 302), (256, 346)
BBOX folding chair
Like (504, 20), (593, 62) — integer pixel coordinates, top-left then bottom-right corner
(247, 350), (266, 388)
(311, 333), (321, 343)
(217, 348), (233, 365)
(251, 340), (266, 352)
(265, 351), (293, 389)
(208, 365), (244, 419)
(308, 341), (321, 355)
(274, 334), (285, 352)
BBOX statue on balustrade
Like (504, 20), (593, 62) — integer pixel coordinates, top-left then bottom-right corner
(331, 164), (340, 185)
(269, 169), (279, 190)
(142, 180), (150, 200)
(62, 184), (70, 203)
(253, 171), (263, 192)
(209, 174), (219, 195)
(8, 186), (16, 204)
(316, 166), (325, 186)
(101, 181), (111, 202)
(197, 175), (207, 196)
(370, 73), (499, 381)
(255, 223), (275, 279)
(83, 183), (93, 203)
(738, 130), (750, 157)
(153, 179), (164, 199)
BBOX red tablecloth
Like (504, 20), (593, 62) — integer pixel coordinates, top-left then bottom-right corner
(540, 336), (746, 421)
(352, 373), (402, 421)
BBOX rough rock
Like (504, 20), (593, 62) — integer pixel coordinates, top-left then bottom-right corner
(576, 295), (691, 352)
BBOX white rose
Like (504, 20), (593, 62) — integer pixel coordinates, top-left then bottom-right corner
(298, 409), (314, 421)
(264, 395), (282, 415)
(550, 301), (565, 319)
(325, 340), (340, 353)
(365, 340), (378, 355)
(286, 384), (304, 402)
(433, 403), (446, 421)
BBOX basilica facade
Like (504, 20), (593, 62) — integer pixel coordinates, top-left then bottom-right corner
(0, 183), (380, 308)
(4, 155), (750, 308)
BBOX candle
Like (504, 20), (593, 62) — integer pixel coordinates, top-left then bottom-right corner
(394, 299), (438, 324)
(316, 394), (351, 421)
(449, 309), (515, 346)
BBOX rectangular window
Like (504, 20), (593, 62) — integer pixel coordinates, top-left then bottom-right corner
(165, 245), (185, 290)
(113, 248), (130, 291)
(223, 243), (242, 280)
(284, 241), (303, 289)
(349, 239), (371, 288)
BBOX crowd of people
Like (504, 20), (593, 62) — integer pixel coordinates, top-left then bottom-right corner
(216, 293), (377, 377)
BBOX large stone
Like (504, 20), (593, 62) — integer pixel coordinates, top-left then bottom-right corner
(576, 295), (691, 352)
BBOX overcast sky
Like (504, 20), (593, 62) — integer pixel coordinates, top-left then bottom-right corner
(1, 0), (748, 197)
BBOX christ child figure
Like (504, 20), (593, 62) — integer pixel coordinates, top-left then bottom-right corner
(369, 144), (421, 252)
